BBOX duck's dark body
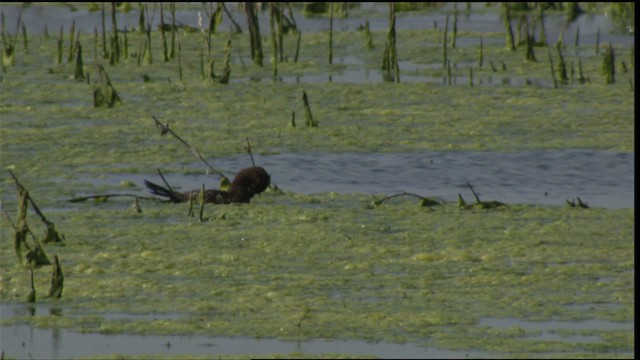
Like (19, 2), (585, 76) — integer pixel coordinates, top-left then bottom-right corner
(145, 166), (270, 204)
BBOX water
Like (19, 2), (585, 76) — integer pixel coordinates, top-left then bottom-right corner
(1, 304), (495, 359)
(111, 150), (634, 209)
(1, 3), (632, 46)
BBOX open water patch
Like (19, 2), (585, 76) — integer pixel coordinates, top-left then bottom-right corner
(1, 302), (497, 359)
(113, 150), (634, 209)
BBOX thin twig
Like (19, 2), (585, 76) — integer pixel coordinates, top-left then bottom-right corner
(466, 182), (482, 203)
(156, 168), (173, 191)
(68, 194), (162, 203)
(7, 170), (51, 225)
(246, 137), (255, 166)
(152, 115), (230, 183)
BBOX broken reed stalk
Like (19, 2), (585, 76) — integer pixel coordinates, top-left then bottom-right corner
(381, 3), (398, 83)
(100, 3), (107, 59)
(27, 269), (36, 303)
(502, 3), (516, 51)
(73, 41), (85, 80)
(122, 27), (128, 59)
(143, 3), (152, 65)
(56, 25), (63, 64)
(8, 170), (64, 243)
(151, 115), (230, 183)
(245, 2), (263, 66)
(198, 184), (205, 222)
(525, 19), (536, 62)
(93, 64), (121, 107)
(595, 27), (600, 55)
(468, 67), (473, 86)
(364, 20), (373, 49)
(451, 4), (458, 48)
(294, 31), (301, 62)
(110, 2), (120, 63)
(301, 90), (318, 127)
(47, 255), (64, 298)
(2, 4), (24, 65)
(21, 23), (27, 53)
(67, 19), (75, 63)
(160, 2), (169, 62)
(269, 3), (278, 78)
(602, 42), (615, 84)
(556, 42), (568, 82)
(463, 182), (507, 209)
(328, 2), (333, 65)
(219, 40), (231, 84)
(169, 2), (176, 59)
(548, 49), (558, 89)
(537, 5), (548, 46)
(577, 58), (586, 83)
(221, 2), (243, 34)
(442, 13), (449, 68)
(277, 4), (284, 62)
(574, 26), (579, 47)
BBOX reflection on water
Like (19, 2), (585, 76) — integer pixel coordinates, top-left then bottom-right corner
(130, 150), (633, 209)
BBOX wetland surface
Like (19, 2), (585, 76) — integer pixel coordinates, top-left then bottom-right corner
(0, 2), (635, 359)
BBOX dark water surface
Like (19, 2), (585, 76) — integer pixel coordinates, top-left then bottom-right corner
(138, 150), (634, 209)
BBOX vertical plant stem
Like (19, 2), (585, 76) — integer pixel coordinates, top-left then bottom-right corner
(269, 3), (278, 78)
(122, 27), (128, 59)
(245, 2), (263, 66)
(56, 25), (63, 64)
(538, 4), (548, 46)
(602, 42), (615, 84)
(595, 27), (600, 55)
(198, 184), (205, 222)
(443, 14), (449, 68)
(328, 2), (333, 65)
(451, 4), (457, 49)
(170, 2), (176, 59)
(74, 41), (85, 80)
(278, 3), (284, 62)
(502, 3), (516, 51)
(547, 49), (558, 89)
(160, 2), (169, 62)
(178, 32), (182, 81)
(556, 42), (567, 82)
(68, 19), (76, 63)
(93, 26), (98, 61)
(21, 23), (27, 53)
(111, 2), (120, 62)
(294, 31), (301, 62)
(101, 4), (107, 59)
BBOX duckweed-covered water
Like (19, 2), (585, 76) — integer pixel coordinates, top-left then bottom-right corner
(0, 2), (634, 359)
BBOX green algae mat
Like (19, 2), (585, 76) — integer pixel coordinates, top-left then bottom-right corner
(0, 3), (634, 359)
